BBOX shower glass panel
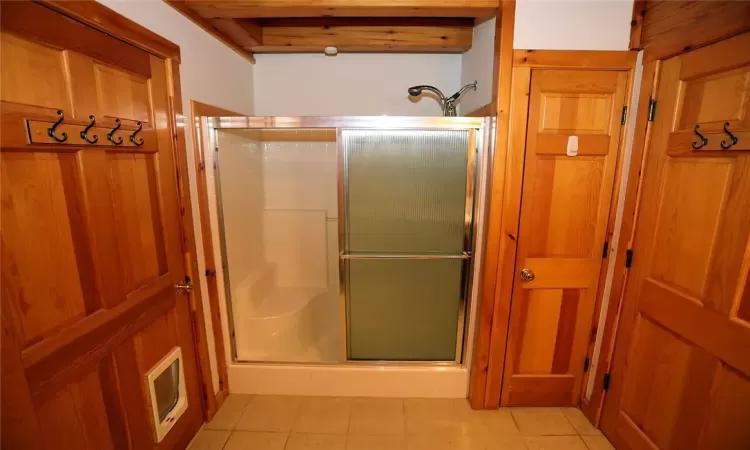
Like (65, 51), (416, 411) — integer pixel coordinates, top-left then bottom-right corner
(215, 128), (340, 363)
(209, 117), (482, 365)
(342, 129), (474, 361)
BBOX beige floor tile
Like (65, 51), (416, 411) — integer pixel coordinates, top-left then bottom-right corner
(404, 398), (468, 437)
(223, 431), (288, 450)
(406, 433), (527, 450)
(347, 434), (407, 450)
(581, 435), (615, 450)
(236, 395), (302, 432)
(187, 429), (231, 450)
(464, 408), (520, 437)
(285, 433), (346, 450)
(205, 395), (252, 430)
(511, 408), (577, 436)
(525, 436), (588, 450)
(292, 397), (352, 434)
(348, 398), (405, 435)
(562, 409), (601, 436)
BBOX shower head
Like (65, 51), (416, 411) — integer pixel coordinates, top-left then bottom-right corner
(407, 85), (445, 100)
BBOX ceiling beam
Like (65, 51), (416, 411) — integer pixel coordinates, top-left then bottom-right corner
(167, 1), (256, 62)
(209, 18), (263, 47)
(180, 0), (498, 19)
(254, 18), (473, 53)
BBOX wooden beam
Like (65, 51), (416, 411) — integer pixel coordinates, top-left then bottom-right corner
(468, 0), (515, 410)
(180, 0), (498, 19)
(166, 1), (255, 63)
(209, 18), (262, 47)
(629, 0), (646, 49)
(254, 18), (473, 53)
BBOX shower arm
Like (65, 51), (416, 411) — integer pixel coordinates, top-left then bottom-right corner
(443, 81), (478, 117)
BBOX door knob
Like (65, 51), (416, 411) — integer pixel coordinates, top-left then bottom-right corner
(175, 278), (193, 294)
(520, 268), (535, 282)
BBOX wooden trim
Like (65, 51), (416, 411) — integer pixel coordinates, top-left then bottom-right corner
(582, 60), (661, 426)
(166, 1), (256, 64)
(467, 0), (515, 410)
(166, 66), (230, 422)
(466, 103), (492, 117)
(189, 100), (244, 419)
(578, 61), (639, 419)
(629, 0), (646, 49)
(513, 50), (637, 69)
(39, 0), (181, 61)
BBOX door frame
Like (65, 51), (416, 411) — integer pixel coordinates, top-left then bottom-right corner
(469, 49), (637, 409)
(188, 100), (244, 416)
(36, 0), (219, 424)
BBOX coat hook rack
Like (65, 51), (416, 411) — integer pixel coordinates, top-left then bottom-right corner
(130, 121), (144, 146)
(81, 115), (98, 144)
(47, 110), (68, 143)
(691, 124), (708, 150)
(108, 118), (123, 145)
(720, 122), (738, 149)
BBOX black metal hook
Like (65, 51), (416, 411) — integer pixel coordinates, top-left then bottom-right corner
(129, 121), (144, 146)
(691, 124), (708, 150)
(107, 118), (123, 145)
(47, 110), (68, 143)
(720, 122), (738, 149)
(80, 115), (98, 144)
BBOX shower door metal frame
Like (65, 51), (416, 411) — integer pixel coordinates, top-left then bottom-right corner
(206, 116), (486, 366)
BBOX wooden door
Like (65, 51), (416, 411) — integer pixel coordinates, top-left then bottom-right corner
(600, 32), (750, 450)
(501, 69), (628, 406)
(1, 3), (203, 449)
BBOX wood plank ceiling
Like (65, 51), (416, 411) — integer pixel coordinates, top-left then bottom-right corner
(167, 0), (499, 62)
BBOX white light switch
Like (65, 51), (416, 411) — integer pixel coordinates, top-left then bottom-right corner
(566, 135), (579, 157)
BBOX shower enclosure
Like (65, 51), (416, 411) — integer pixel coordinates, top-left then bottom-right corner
(204, 117), (486, 365)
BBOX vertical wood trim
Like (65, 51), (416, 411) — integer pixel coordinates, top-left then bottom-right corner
(164, 60), (222, 422)
(467, 0), (516, 410)
(485, 64), (529, 408)
(629, 0), (646, 49)
(189, 100), (242, 419)
(579, 62), (638, 414)
(586, 60), (662, 427)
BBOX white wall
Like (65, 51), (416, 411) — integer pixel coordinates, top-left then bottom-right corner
(97, 0), (255, 395)
(252, 53), (462, 116)
(514, 0), (633, 50)
(460, 18), (496, 114)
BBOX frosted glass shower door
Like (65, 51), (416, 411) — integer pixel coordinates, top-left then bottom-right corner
(341, 129), (474, 361)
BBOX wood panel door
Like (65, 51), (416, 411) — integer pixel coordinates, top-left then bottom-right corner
(501, 69), (628, 406)
(600, 32), (750, 450)
(1, 3), (203, 449)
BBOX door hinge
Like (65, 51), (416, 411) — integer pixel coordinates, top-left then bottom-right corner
(602, 241), (609, 258)
(648, 98), (657, 121)
(198, 160), (206, 170)
(625, 249), (634, 268)
(603, 373), (611, 391)
(584, 356), (591, 373)
(205, 268), (217, 277)
(621, 105), (628, 125)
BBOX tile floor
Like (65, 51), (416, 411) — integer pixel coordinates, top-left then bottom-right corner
(188, 395), (616, 450)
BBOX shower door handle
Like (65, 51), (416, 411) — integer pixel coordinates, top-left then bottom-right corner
(339, 252), (471, 260)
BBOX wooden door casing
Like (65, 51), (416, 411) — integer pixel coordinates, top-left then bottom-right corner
(1, 2), (203, 449)
(601, 32), (750, 450)
(501, 68), (629, 406)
